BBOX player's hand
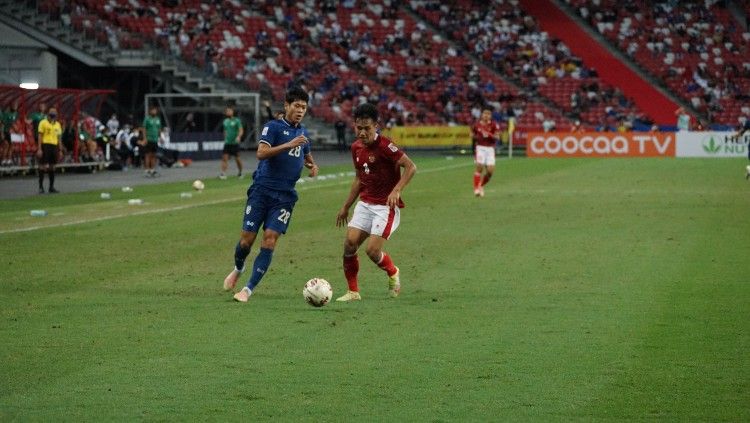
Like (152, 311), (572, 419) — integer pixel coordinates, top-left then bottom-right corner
(307, 163), (319, 177)
(287, 135), (307, 149)
(386, 189), (401, 208)
(336, 207), (349, 227)
(36, 149), (42, 159)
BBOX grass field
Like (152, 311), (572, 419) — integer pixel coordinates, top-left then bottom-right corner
(1, 156), (749, 421)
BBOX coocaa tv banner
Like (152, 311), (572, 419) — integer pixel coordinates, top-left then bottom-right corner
(675, 132), (749, 158)
(527, 132), (675, 158)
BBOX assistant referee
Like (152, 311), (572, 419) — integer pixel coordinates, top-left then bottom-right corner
(36, 107), (64, 194)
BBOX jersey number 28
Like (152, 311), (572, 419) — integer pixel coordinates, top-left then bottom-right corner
(289, 146), (301, 157)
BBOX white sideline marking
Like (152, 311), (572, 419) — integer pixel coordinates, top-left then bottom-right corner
(0, 161), (471, 235)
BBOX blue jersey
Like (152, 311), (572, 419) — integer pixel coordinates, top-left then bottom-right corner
(252, 118), (310, 193)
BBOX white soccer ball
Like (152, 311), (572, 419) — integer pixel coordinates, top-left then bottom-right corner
(303, 278), (332, 307)
(192, 180), (205, 191)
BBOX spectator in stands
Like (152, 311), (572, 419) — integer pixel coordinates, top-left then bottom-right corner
(106, 113), (119, 139)
(142, 106), (162, 177)
(675, 107), (691, 132)
(36, 107), (64, 193)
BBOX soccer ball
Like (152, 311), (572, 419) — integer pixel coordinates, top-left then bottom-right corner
(303, 278), (332, 307)
(192, 180), (205, 191)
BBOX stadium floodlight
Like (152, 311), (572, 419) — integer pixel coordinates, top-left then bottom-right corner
(20, 82), (39, 90)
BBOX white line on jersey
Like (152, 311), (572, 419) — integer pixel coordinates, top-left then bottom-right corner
(0, 161), (472, 235)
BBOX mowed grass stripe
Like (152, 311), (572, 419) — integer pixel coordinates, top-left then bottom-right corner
(1, 158), (748, 420)
(0, 159), (473, 234)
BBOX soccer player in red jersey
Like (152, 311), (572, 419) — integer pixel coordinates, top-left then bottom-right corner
(335, 103), (417, 301)
(471, 107), (501, 197)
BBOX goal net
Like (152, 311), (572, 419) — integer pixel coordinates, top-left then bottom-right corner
(144, 92), (261, 159)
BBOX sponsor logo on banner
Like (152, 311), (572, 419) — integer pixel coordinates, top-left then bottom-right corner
(527, 132), (674, 158)
(383, 126), (472, 148)
(675, 132), (749, 158)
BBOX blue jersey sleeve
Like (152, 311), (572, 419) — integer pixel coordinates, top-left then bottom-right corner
(259, 121), (276, 146)
(303, 128), (311, 155)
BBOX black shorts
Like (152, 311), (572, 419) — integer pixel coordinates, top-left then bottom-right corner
(143, 142), (158, 154)
(41, 144), (58, 165)
(223, 143), (239, 156)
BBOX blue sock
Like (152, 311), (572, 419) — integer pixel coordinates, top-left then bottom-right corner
(246, 247), (273, 291)
(235, 242), (251, 271)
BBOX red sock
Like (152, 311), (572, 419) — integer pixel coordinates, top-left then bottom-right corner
(473, 172), (481, 189)
(376, 252), (398, 277)
(343, 254), (359, 292)
(481, 174), (491, 186)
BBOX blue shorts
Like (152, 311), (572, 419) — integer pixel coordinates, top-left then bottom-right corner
(241, 185), (298, 234)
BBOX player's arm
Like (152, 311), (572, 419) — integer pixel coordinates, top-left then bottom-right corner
(256, 136), (308, 160)
(387, 154), (417, 209)
(303, 152), (319, 177)
(336, 175), (361, 227)
(237, 122), (244, 143)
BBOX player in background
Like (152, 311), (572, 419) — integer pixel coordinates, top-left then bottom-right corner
(335, 103), (417, 302)
(223, 86), (319, 302)
(219, 106), (244, 179)
(36, 107), (64, 193)
(736, 116), (750, 179)
(471, 107), (501, 197)
(142, 106), (162, 177)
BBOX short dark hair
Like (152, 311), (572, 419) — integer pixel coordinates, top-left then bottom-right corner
(353, 103), (378, 122)
(285, 86), (309, 104)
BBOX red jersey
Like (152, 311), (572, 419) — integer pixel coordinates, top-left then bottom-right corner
(351, 134), (405, 208)
(472, 120), (501, 147)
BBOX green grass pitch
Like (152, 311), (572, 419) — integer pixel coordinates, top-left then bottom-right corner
(1, 156), (749, 420)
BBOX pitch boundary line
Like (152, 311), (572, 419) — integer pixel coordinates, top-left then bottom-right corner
(0, 161), (471, 235)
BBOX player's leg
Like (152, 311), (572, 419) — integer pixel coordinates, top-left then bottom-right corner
(234, 229), (281, 302)
(336, 201), (372, 301)
(336, 227), (369, 302)
(47, 145), (59, 193)
(234, 195), (295, 302)
(473, 153), (483, 195)
(235, 154), (243, 177)
(482, 164), (495, 187)
(364, 205), (401, 297)
(225, 190), (265, 291)
(220, 151), (229, 179)
(38, 162), (47, 193)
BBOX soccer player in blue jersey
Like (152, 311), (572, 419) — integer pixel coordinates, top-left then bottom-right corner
(223, 86), (319, 302)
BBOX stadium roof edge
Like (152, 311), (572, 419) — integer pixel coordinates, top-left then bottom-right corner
(0, 13), (107, 67)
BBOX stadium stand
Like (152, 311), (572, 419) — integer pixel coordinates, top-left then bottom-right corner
(26, 0), (748, 134)
(32, 0), (575, 135)
(408, 0), (653, 130)
(564, 0), (750, 126)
